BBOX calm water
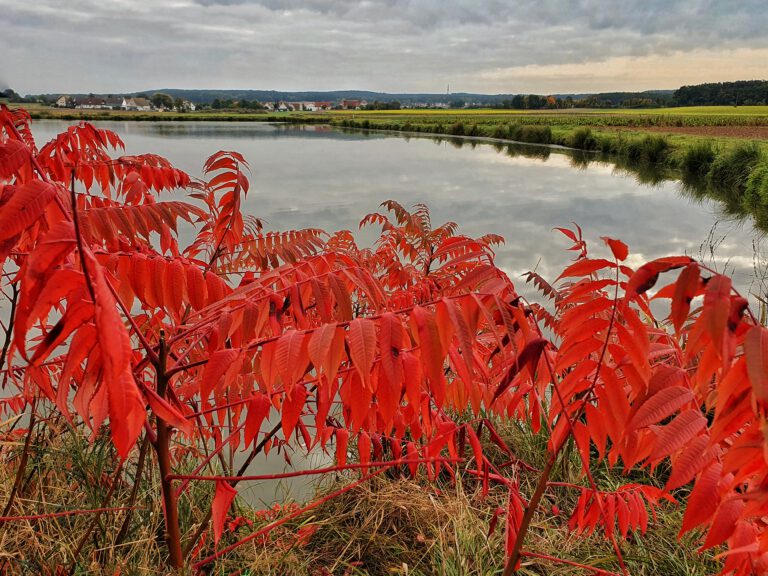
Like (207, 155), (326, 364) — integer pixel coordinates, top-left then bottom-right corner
(31, 120), (767, 299)
(27, 120), (768, 503)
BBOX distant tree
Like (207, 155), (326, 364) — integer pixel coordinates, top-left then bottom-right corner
(151, 92), (174, 110)
(511, 94), (525, 109)
(174, 98), (184, 111)
(1, 89), (23, 103)
(450, 99), (466, 109)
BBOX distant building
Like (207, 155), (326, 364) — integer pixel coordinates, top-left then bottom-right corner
(341, 99), (367, 110)
(104, 96), (126, 109)
(123, 97), (152, 111)
(312, 101), (333, 111)
(55, 95), (73, 108)
(76, 96), (109, 109)
(262, 102), (275, 111)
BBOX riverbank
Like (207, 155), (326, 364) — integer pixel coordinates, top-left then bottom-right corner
(327, 114), (768, 230)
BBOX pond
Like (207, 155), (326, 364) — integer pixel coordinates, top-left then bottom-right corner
(28, 120), (768, 504)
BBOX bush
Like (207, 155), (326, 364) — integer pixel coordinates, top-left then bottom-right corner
(569, 127), (599, 151)
(707, 142), (763, 207)
(517, 125), (552, 144)
(680, 141), (716, 179)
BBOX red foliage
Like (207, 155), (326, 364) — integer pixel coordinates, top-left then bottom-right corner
(2, 107), (768, 574)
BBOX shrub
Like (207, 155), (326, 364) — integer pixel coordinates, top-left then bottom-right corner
(569, 127), (598, 151)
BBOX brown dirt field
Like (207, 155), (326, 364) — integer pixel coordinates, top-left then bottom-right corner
(609, 125), (768, 139)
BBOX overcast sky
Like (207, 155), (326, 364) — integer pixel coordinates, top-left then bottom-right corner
(2, 0), (767, 95)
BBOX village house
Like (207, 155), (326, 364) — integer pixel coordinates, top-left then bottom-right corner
(55, 95), (74, 108)
(104, 96), (126, 109)
(122, 97), (152, 112)
(341, 99), (368, 110)
(76, 96), (109, 109)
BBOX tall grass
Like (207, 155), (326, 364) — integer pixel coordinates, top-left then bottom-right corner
(707, 143), (763, 212)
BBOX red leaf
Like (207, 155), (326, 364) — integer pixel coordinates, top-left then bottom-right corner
(650, 409), (707, 461)
(358, 430), (371, 475)
(557, 258), (615, 280)
(670, 264), (700, 335)
(628, 386), (694, 432)
(601, 237), (629, 261)
(281, 382), (307, 441)
(703, 275), (732, 351)
(335, 428), (349, 467)
(745, 326), (768, 402)
(212, 481), (238, 545)
(88, 269), (143, 458)
(200, 349), (239, 401)
(702, 498), (745, 550)
(244, 393), (272, 448)
(378, 312), (405, 388)
(681, 461), (722, 534)
(275, 329), (309, 388)
(348, 318), (377, 390)
(625, 257), (693, 302)
(308, 323), (345, 384)
(0, 181), (57, 241)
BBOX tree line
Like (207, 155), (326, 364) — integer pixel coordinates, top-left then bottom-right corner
(673, 80), (768, 106)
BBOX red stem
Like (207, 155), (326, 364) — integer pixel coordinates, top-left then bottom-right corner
(169, 457), (461, 483)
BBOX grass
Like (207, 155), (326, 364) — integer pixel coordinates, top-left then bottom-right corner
(0, 406), (721, 575)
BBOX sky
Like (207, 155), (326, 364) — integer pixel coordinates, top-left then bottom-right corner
(1, 0), (767, 95)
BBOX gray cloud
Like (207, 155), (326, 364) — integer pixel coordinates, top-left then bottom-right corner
(2, 0), (767, 94)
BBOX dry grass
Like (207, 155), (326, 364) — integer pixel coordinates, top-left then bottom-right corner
(0, 410), (720, 576)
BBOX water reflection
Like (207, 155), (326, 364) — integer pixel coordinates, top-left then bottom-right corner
(31, 120), (767, 300)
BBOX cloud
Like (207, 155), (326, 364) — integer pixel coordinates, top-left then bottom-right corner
(2, 0), (767, 94)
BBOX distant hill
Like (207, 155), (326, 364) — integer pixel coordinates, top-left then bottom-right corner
(27, 88), (675, 108)
(134, 89), (512, 105)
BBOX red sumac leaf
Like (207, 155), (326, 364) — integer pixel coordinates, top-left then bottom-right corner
(745, 326), (768, 402)
(557, 258), (615, 280)
(0, 181), (57, 240)
(348, 318), (377, 390)
(628, 386), (694, 432)
(601, 237), (629, 261)
(212, 481), (237, 545)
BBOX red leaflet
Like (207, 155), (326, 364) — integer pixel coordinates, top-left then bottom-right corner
(670, 264), (700, 335)
(681, 462), (722, 534)
(308, 323), (345, 384)
(744, 326), (768, 401)
(244, 393), (272, 448)
(628, 386), (694, 432)
(89, 258), (145, 459)
(557, 258), (615, 280)
(275, 329), (309, 388)
(347, 318), (377, 389)
(212, 481), (238, 545)
(335, 428), (349, 468)
(200, 349), (240, 401)
(378, 312), (406, 387)
(0, 180), (57, 241)
(702, 499), (745, 550)
(0, 139), (30, 179)
(600, 236), (629, 261)
(703, 275), (732, 352)
(281, 383), (307, 441)
(624, 256), (693, 302)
